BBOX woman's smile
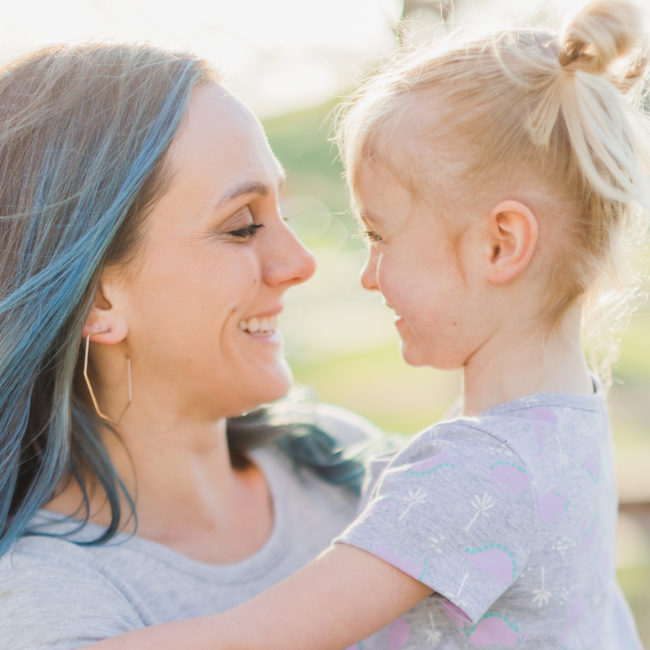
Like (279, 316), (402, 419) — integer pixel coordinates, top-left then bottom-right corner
(237, 313), (282, 345)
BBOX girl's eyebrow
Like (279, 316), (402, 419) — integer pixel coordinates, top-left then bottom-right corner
(358, 210), (384, 226)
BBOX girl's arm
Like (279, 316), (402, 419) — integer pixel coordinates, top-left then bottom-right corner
(85, 543), (433, 650)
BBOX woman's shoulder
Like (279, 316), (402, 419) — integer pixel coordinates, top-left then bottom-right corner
(0, 524), (120, 582)
(0, 533), (146, 648)
(313, 402), (384, 446)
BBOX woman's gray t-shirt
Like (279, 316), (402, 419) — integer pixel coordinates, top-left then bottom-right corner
(0, 406), (376, 649)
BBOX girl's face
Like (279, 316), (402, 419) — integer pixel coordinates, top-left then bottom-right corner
(356, 160), (490, 370)
(110, 84), (316, 420)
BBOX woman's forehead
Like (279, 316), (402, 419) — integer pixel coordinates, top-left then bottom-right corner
(165, 84), (282, 196)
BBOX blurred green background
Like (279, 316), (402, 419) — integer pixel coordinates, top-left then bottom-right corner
(263, 98), (650, 645)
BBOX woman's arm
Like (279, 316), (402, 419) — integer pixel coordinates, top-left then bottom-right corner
(85, 543), (432, 650)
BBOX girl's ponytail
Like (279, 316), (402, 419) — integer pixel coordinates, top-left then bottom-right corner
(559, 0), (646, 84)
(529, 0), (649, 206)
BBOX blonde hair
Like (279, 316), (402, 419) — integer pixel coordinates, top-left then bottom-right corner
(336, 0), (650, 379)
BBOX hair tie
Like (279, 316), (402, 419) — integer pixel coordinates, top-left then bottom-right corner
(558, 38), (603, 75)
(558, 40), (584, 69)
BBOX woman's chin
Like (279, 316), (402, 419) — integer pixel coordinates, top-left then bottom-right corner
(229, 363), (294, 417)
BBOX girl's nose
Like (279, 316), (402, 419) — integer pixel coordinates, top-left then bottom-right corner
(264, 221), (316, 288)
(360, 248), (378, 291)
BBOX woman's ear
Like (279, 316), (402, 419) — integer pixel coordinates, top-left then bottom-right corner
(483, 200), (538, 285)
(82, 277), (129, 344)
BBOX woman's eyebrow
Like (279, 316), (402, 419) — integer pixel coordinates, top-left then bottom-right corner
(213, 172), (287, 211)
(214, 182), (270, 208)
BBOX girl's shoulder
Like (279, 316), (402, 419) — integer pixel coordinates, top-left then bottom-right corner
(407, 390), (609, 462)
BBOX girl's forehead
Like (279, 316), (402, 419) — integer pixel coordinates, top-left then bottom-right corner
(354, 139), (447, 207)
(353, 159), (421, 224)
(362, 107), (462, 187)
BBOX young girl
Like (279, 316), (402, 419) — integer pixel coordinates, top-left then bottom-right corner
(91, 0), (647, 647)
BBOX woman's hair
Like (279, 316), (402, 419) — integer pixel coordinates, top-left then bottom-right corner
(0, 43), (365, 556)
(0, 43), (216, 554)
(336, 0), (650, 377)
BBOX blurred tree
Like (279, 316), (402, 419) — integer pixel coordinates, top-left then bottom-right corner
(401, 0), (453, 22)
(397, 0), (455, 43)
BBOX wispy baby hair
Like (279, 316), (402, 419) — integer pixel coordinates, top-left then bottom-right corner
(337, 0), (650, 377)
(0, 43), (214, 555)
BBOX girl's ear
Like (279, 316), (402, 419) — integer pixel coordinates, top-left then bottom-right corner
(483, 200), (538, 285)
(82, 276), (129, 344)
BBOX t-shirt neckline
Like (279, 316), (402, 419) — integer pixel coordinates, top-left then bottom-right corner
(33, 445), (291, 583)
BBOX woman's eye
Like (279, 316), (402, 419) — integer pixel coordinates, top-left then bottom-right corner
(227, 223), (265, 239)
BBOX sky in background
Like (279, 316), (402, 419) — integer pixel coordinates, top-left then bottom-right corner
(3, 0), (589, 117)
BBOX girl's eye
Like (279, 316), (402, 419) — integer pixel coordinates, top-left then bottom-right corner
(364, 230), (383, 243)
(227, 223), (265, 239)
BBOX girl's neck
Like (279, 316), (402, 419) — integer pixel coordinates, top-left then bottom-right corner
(461, 305), (593, 416)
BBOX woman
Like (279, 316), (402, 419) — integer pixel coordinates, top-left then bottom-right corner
(0, 43), (378, 648)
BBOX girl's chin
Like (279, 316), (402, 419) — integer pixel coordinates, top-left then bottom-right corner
(398, 339), (423, 367)
(400, 343), (437, 369)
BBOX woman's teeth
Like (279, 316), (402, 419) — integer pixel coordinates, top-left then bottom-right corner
(237, 316), (278, 334)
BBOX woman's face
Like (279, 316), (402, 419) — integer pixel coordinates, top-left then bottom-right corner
(109, 84), (315, 420)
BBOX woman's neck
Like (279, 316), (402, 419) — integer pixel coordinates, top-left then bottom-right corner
(47, 413), (274, 564)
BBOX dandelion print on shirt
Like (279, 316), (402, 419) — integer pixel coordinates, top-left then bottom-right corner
(335, 391), (642, 649)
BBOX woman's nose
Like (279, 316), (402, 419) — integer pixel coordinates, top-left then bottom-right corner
(264, 221), (316, 288)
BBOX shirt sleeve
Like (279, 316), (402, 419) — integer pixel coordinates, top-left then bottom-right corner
(334, 420), (537, 624)
(0, 543), (147, 649)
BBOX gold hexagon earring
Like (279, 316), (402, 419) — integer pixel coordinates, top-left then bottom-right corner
(83, 334), (132, 425)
